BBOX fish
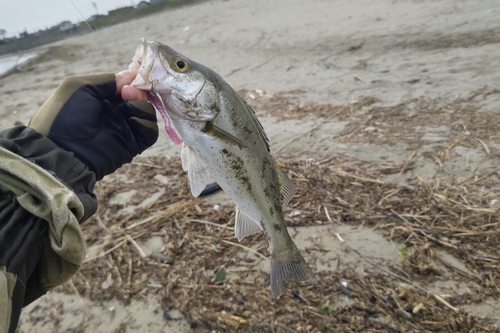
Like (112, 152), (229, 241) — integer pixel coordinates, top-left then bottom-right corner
(129, 38), (314, 297)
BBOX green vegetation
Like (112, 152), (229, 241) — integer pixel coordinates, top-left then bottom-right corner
(320, 302), (336, 314)
(400, 244), (407, 256)
(0, 0), (205, 56)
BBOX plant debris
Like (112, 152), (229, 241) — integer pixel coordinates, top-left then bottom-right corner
(57, 145), (499, 332)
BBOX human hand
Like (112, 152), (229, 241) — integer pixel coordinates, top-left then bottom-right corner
(28, 70), (158, 180)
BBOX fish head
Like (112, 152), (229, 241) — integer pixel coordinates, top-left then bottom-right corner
(130, 38), (219, 123)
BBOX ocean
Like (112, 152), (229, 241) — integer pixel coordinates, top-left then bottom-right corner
(0, 53), (39, 77)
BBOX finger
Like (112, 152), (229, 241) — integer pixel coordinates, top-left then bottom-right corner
(115, 70), (137, 93)
(121, 85), (149, 102)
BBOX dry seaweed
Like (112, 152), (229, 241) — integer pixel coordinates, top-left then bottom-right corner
(61, 149), (500, 332)
(50, 90), (500, 332)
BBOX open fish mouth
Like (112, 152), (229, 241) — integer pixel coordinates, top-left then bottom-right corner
(129, 38), (165, 92)
(129, 38), (181, 145)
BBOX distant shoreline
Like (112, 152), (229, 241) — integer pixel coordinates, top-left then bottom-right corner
(0, 0), (205, 57)
(0, 53), (41, 77)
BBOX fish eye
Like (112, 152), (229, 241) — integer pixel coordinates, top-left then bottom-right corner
(176, 60), (186, 68)
(173, 57), (189, 72)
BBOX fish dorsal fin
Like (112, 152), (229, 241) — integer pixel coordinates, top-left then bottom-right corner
(183, 143), (211, 197)
(217, 91), (270, 152)
(277, 166), (296, 207)
(234, 207), (262, 241)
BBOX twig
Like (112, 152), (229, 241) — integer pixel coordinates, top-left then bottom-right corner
(189, 219), (235, 230)
(434, 194), (496, 213)
(329, 168), (384, 184)
(349, 246), (459, 312)
(127, 257), (133, 286)
(440, 141), (460, 161)
(275, 123), (323, 153)
(475, 138), (490, 155)
(178, 231), (189, 248)
(68, 279), (84, 305)
(336, 115), (371, 141)
(390, 210), (480, 281)
(130, 161), (164, 169)
(325, 207), (345, 242)
(126, 214), (158, 230)
(454, 158), (488, 186)
(126, 234), (146, 258)
(470, 168), (500, 185)
(324, 207), (333, 223)
(378, 189), (401, 206)
(306, 307), (333, 319)
(173, 217), (185, 238)
(83, 239), (127, 263)
(256, 323), (297, 333)
(146, 261), (171, 268)
(399, 148), (419, 175)
(178, 283), (225, 289)
(221, 239), (268, 260)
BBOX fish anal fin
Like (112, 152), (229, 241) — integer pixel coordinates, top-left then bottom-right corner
(235, 207), (262, 242)
(276, 166), (296, 207)
(270, 248), (315, 298)
(184, 144), (211, 197)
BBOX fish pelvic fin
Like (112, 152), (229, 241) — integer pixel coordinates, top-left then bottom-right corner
(235, 207), (262, 241)
(182, 143), (211, 197)
(276, 165), (296, 207)
(181, 142), (189, 171)
(270, 247), (314, 298)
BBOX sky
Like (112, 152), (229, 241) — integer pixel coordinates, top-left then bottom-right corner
(0, 0), (138, 38)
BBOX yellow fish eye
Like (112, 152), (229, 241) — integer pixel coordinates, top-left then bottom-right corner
(173, 57), (189, 72)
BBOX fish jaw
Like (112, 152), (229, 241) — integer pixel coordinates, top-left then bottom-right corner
(130, 39), (220, 124)
(129, 39), (169, 92)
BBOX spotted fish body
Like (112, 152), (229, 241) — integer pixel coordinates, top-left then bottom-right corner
(130, 38), (314, 297)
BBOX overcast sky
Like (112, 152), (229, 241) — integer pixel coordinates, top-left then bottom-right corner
(0, 0), (137, 37)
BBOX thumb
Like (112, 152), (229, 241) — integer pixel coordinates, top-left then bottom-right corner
(115, 70), (138, 94)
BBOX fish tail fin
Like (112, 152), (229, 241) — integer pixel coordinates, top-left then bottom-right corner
(270, 248), (314, 297)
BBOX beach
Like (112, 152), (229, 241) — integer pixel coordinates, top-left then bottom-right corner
(2, 0), (499, 331)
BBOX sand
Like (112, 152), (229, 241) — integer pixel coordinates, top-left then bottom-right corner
(1, 0), (499, 331)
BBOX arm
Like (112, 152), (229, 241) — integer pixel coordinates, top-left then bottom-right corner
(0, 71), (157, 333)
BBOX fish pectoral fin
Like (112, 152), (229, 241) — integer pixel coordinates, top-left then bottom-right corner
(234, 207), (262, 242)
(181, 142), (189, 171)
(203, 121), (247, 148)
(276, 166), (296, 207)
(184, 144), (211, 197)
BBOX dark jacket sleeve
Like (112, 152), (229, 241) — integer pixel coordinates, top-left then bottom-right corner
(0, 125), (97, 221)
(0, 126), (98, 333)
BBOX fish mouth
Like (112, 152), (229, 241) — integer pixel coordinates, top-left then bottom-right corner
(129, 38), (182, 145)
(129, 38), (165, 92)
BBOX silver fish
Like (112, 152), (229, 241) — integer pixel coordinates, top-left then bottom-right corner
(129, 38), (314, 297)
